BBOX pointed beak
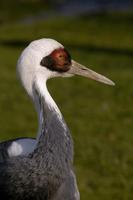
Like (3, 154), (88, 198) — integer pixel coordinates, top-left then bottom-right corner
(68, 60), (115, 86)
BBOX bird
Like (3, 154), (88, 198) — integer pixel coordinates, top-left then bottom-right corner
(0, 38), (114, 200)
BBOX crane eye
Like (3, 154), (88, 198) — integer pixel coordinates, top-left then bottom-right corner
(40, 48), (71, 73)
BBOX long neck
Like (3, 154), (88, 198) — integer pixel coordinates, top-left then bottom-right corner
(31, 80), (73, 168)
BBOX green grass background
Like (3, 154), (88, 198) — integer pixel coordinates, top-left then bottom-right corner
(0, 8), (133, 200)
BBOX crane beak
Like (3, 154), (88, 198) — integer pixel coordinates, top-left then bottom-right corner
(68, 60), (115, 86)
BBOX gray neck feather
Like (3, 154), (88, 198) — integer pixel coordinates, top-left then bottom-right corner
(30, 83), (73, 172)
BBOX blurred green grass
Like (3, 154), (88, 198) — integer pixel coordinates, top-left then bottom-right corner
(0, 0), (47, 24)
(0, 13), (133, 200)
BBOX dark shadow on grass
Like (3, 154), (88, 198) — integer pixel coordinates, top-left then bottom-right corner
(80, 12), (133, 24)
(1, 39), (133, 57)
(0, 39), (30, 48)
(68, 43), (133, 57)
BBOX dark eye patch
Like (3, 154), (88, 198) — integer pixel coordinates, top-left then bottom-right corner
(40, 56), (55, 71)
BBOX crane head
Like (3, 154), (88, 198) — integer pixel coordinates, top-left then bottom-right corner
(17, 38), (115, 97)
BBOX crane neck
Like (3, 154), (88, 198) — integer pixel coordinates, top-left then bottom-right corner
(31, 78), (73, 168)
(34, 81), (62, 142)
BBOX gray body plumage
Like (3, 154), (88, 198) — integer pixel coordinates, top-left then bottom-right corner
(0, 137), (36, 162)
(0, 86), (79, 200)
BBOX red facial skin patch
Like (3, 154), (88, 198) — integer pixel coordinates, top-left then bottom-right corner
(49, 48), (71, 72)
(40, 48), (71, 73)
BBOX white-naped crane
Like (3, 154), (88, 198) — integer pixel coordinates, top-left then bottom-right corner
(0, 38), (114, 200)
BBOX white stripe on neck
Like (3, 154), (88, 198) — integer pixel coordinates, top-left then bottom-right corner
(35, 74), (62, 116)
(33, 74), (67, 142)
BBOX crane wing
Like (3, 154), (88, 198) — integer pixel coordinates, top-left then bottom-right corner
(0, 137), (36, 162)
